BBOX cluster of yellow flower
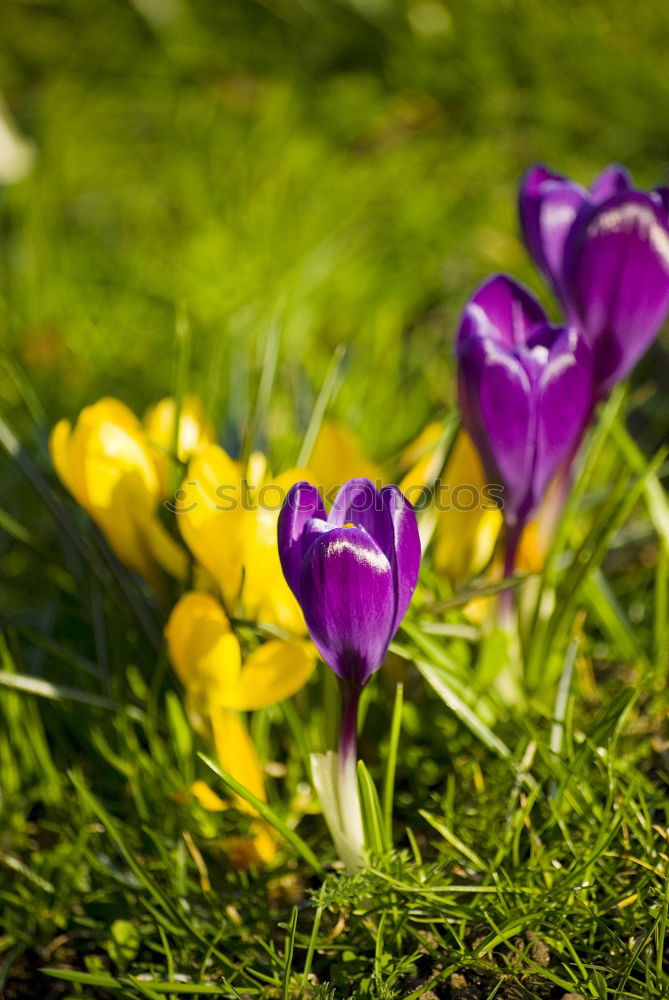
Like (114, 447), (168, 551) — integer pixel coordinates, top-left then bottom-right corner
(50, 397), (540, 864)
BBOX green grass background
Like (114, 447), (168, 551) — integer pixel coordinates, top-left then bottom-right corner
(3, 0), (669, 452)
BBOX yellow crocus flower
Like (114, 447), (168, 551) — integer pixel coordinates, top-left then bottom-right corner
(165, 591), (316, 865)
(176, 444), (311, 633)
(165, 592), (315, 713)
(143, 395), (215, 497)
(50, 397), (187, 583)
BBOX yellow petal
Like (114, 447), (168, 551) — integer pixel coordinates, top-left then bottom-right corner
(247, 450), (268, 489)
(399, 421), (445, 502)
(240, 468), (311, 633)
(165, 593), (313, 712)
(234, 639), (316, 711)
(49, 418), (79, 501)
(165, 592), (241, 705)
(141, 511), (189, 581)
(515, 519), (544, 574)
(309, 420), (384, 496)
(433, 430), (503, 585)
(144, 395), (216, 497)
(176, 445), (244, 607)
(191, 779), (228, 811)
(50, 399), (164, 581)
(210, 706), (267, 804)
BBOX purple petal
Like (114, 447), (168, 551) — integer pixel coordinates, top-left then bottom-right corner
(531, 327), (593, 503)
(329, 479), (420, 633)
(457, 274), (547, 351)
(589, 164), (633, 202)
(299, 526), (395, 687)
(329, 479), (387, 533)
(651, 187), (669, 222)
(519, 166), (588, 294)
(562, 193), (669, 394)
(457, 330), (535, 524)
(379, 486), (421, 633)
(278, 482), (327, 598)
(300, 516), (332, 560)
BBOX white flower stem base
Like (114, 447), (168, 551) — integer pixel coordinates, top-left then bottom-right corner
(311, 748), (365, 871)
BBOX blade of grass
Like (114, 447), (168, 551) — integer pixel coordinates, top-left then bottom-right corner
(296, 343), (347, 468)
(582, 569), (645, 668)
(525, 387), (627, 664)
(199, 754), (324, 874)
(42, 970), (249, 995)
(550, 638), (577, 759)
(610, 417), (669, 541)
(242, 312), (281, 474)
(382, 682), (403, 849)
(543, 449), (665, 670)
(358, 759), (386, 854)
(297, 904), (322, 1000)
(0, 670), (116, 710)
(411, 657), (511, 760)
(169, 301), (192, 498)
(0, 351), (47, 426)
(281, 906), (298, 1000)
(70, 770), (184, 923)
(419, 810), (485, 871)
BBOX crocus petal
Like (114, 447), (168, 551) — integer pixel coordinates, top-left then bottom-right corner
(298, 527), (395, 688)
(49, 419), (78, 500)
(177, 444), (245, 608)
(457, 331), (535, 524)
(300, 516), (333, 560)
(329, 478), (392, 539)
(380, 486), (421, 633)
(139, 508), (189, 581)
(241, 468), (312, 633)
(589, 164), (632, 201)
(50, 399), (164, 582)
(234, 639), (316, 710)
(203, 708), (278, 868)
(328, 480), (420, 632)
(398, 422), (445, 500)
(519, 166), (588, 293)
(143, 395), (215, 498)
(209, 705), (268, 804)
(277, 482), (327, 599)
(562, 193), (669, 394)
(432, 430), (503, 585)
(459, 274), (548, 350)
(651, 187), (669, 221)
(531, 326), (593, 504)
(165, 592), (242, 709)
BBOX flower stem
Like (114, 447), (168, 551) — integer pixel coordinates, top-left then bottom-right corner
(338, 682), (360, 767)
(499, 520), (523, 630)
(337, 681), (365, 864)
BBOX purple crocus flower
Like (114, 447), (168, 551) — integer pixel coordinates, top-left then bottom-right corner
(456, 275), (593, 570)
(278, 479), (420, 692)
(278, 478), (420, 869)
(519, 164), (669, 395)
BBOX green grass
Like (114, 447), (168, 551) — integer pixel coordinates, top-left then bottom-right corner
(2, 0), (669, 997)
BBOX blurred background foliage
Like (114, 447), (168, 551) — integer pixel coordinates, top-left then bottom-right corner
(2, 0), (669, 461)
